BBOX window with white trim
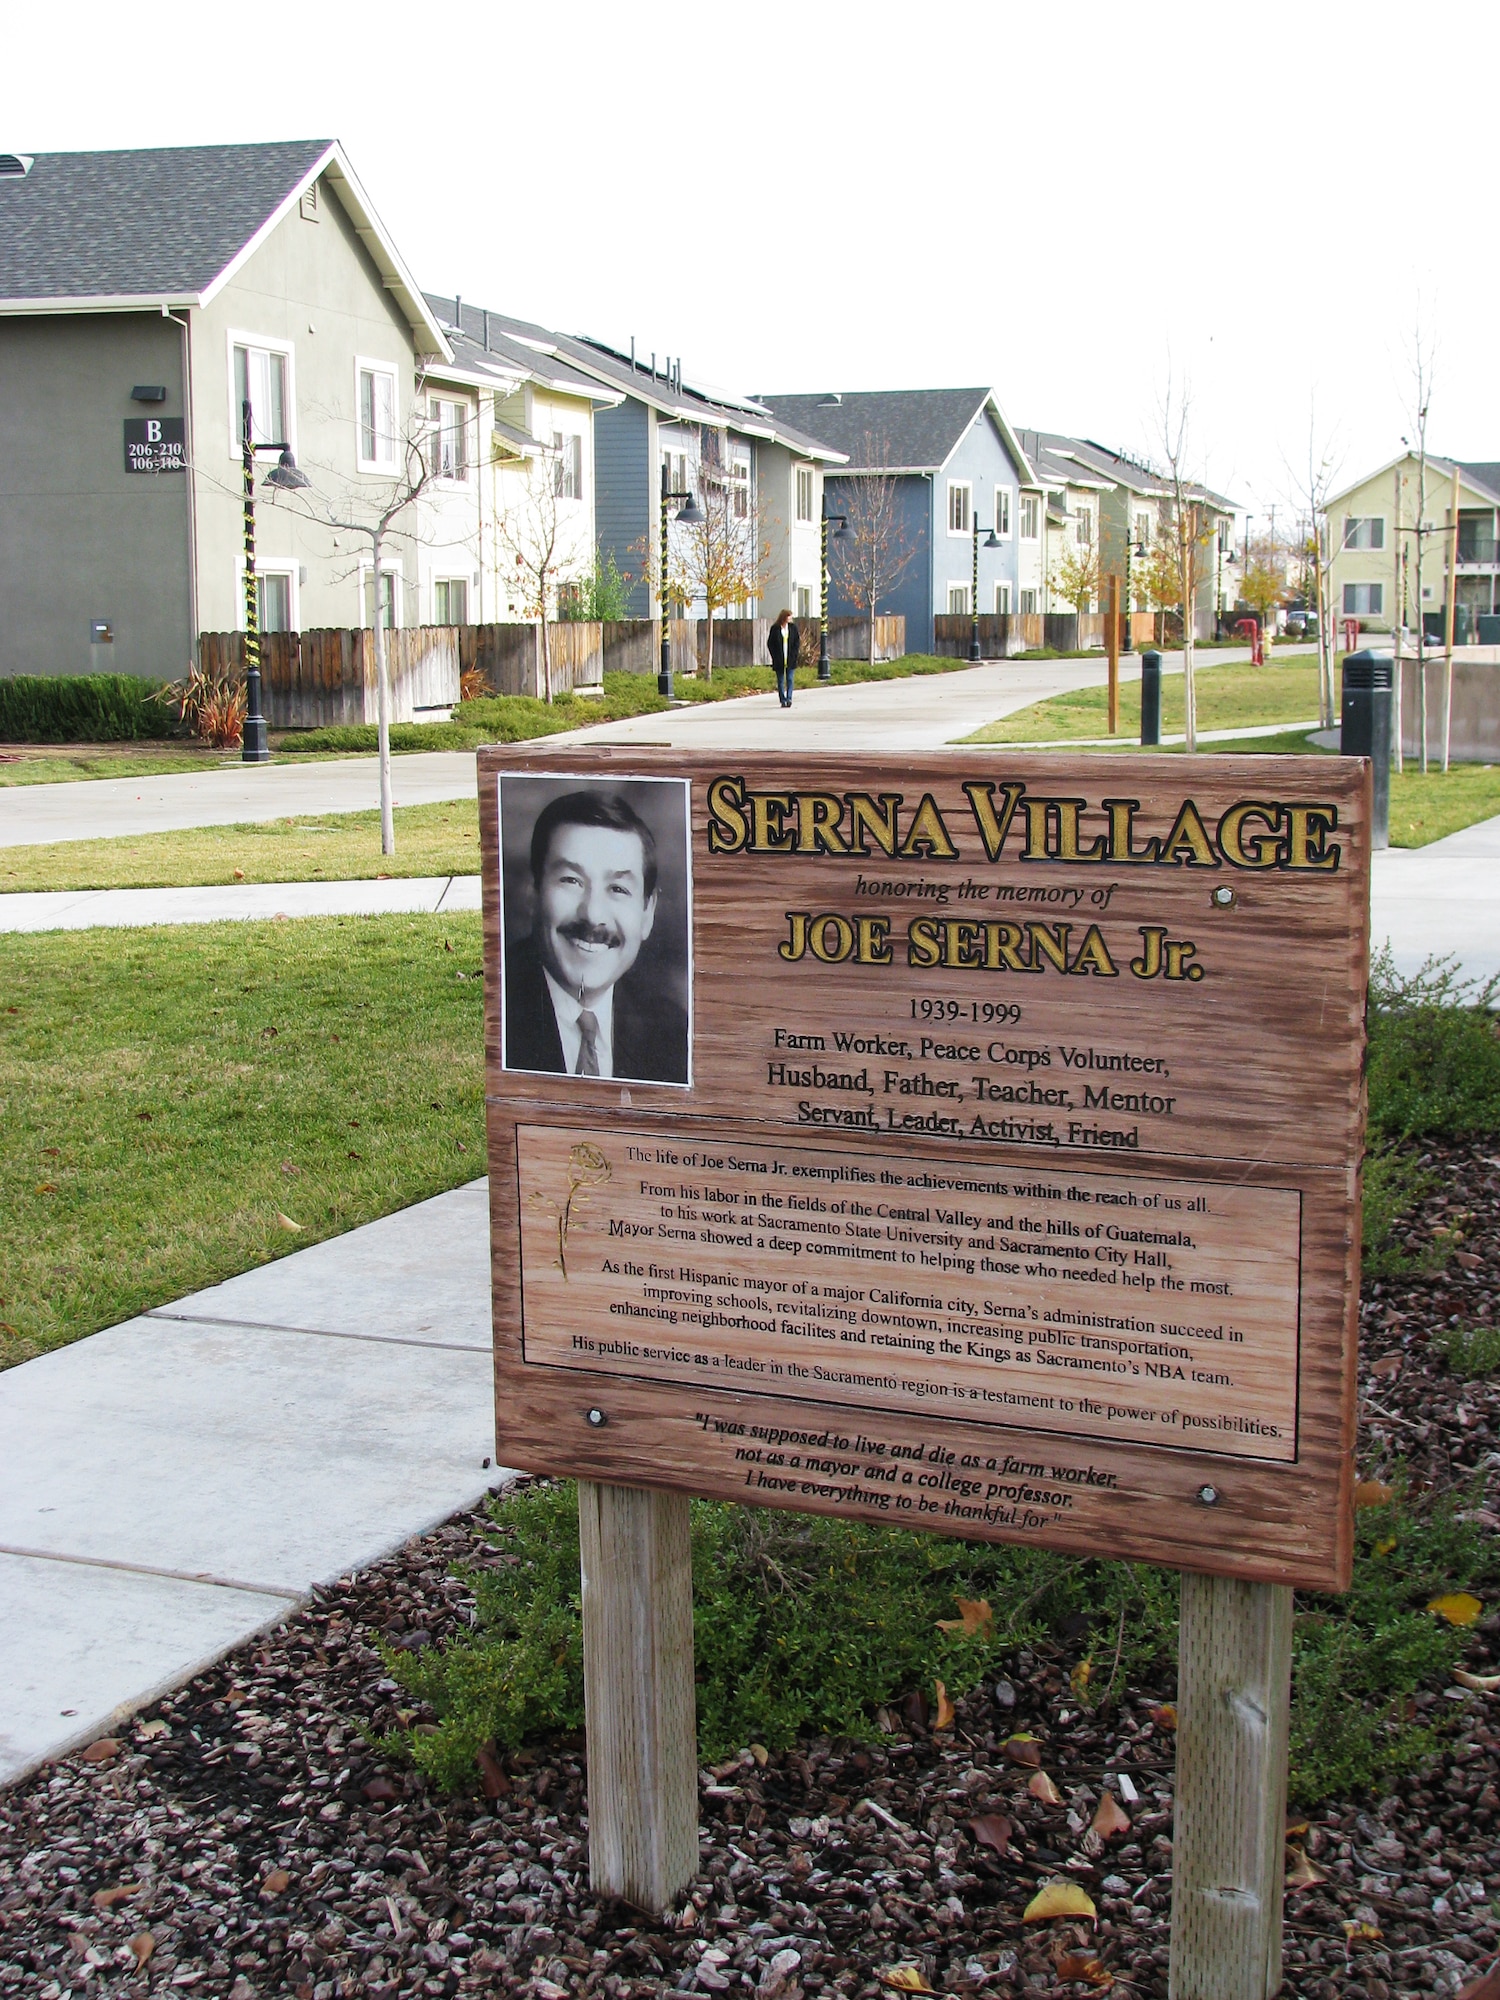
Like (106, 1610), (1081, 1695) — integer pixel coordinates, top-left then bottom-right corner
(434, 578), (468, 624)
(795, 465), (814, 522)
(796, 586), (812, 618)
(1134, 509), (1152, 549)
(1020, 493), (1039, 539)
(239, 563), (296, 633)
(430, 398), (468, 481)
(948, 482), (972, 535)
(1344, 516), (1385, 551)
(1019, 587), (1038, 614)
(358, 364), (397, 470)
(948, 583), (970, 614)
(995, 487), (1012, 536)
(995, 582), (1011, 614)
(732, 458), (750, 521)
(1074, 504), (1093, 546)
(552, 432), (582, 500)
(233, 341), (288, 448)
(362, 569), (399, 629)
(1343, 581), (1384, 615)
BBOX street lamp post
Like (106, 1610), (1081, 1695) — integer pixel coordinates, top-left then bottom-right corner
(240, 397), (310, 763)
(1124, 536), (1147, 654)
(817, 498), (848, 681)
(657, 475), (704, 699)
(969, 514), (1003, 661)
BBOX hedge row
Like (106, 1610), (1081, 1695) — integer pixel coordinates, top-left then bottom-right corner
(0, 675), (178, 744)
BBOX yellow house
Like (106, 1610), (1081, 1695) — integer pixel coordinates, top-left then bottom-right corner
(1326, 453), (1500, 641)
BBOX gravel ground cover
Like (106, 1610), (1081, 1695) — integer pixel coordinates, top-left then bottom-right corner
(4, 1139), (1500, 2000)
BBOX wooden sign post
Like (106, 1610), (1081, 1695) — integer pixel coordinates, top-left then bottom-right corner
(1107, 572), (1121, 736)
(479, 749), (1370, 1990)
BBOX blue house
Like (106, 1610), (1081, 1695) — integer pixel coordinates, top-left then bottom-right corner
(754, 389), (1040, 651)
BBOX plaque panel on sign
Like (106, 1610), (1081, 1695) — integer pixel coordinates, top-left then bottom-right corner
(480, 748), (1369, 1589)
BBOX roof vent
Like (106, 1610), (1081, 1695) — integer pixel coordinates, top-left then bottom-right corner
(816, 391), (842, 407)
(0, 154), (34, 177)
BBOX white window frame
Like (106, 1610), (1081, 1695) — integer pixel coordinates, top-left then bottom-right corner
(1019, 587), (1039, 615)
(796, 585), (812, 618)
(947, 481), (972, 537)
(1074, 502), (1094, 547)
(731, 457), (751, 522)
(1342, 581), (1384, 616)
(235, 559), (299, 635)
(432, 576), (470, 625)
(995, 582), (1011, 615)
(1343, 515), (1386, 552)
(359, 560), (404, 630)
(430, 396), (471, 484)
(948, 582), (970, 615)
(1019, 492), (1040, 540)
(994, 486), (1012, 537)
(795, 465), (815, 523)
(355, 357), (399, 472)
(226, 329), (296, 462)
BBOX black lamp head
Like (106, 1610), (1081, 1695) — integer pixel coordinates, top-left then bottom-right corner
(675, 493), (705, 524)
(983, 528), (1002, 549)
(263, 449), (311, 493)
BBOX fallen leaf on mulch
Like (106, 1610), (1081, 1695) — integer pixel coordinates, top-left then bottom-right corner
(877, 1966), (938, 1994)
(1029, 1770), (1063, 1805)
(1430, 1592), (1484, 1625)
(1286, 1846), (1329, 1890)
(1457, 1962), (1500, 2000)
(128, 1934), (154, 1968)
(475, 1744), (510, 1798)
(1343, 1919), (1382, 1943)
(1002, 1732), (1042, 1767)
(92, 1882), (138, 1909)
(1147, 1703), (1177, 1730)
(967, 1813), (1013, 1858)
(1354, 1478), (1394, 1506)
(80, 1738), (120, 1763)
(1025, 1880), (1096, 1923)
(1055, 1952), (1113, 1988)
(933, 1681), (955, 1730)
(259, 1869), (290, 1897)
(936, 1597), (994, 1637)
(1456, 1669), (1500, 1693)
(1090, 1792), (1131, 1840)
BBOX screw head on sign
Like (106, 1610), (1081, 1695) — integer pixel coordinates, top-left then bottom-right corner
(586, 1408), (608, 1428)
(1197, 1484), (1219, 1505)
(1211, 885), (1236, 907)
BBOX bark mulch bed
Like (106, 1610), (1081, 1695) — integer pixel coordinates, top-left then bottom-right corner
(4, 1138), (1500, 2000)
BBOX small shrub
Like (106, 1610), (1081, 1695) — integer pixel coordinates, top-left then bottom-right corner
(173, 664), (246, 748)
(1435, 1324), (1500, 1380)
(458, 667), (491, 702)
(285, 721), (491, 753)
(1366, 950), (1500, 1140)
(1361, 1146), (1445, 1278)
(0, 673), (178, 743)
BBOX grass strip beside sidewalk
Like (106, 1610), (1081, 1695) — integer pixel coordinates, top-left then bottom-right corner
(0, 913), (486, 1370)
(966, 652), (1327, 744)
(1, 798), (483, 893)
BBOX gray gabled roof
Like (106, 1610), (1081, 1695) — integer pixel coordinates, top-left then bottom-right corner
(423, 295), (622, 404)
(0, 141), (331, 300)
(756, 388), (999, 473)
(0, 141), (450, 355)
(1460, 462), (1500, 505)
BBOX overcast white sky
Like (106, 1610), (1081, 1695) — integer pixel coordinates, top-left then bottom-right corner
(9, 0), (1497, 521)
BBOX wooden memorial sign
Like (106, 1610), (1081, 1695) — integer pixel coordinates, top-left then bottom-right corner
(479, 747), (1370, 1594)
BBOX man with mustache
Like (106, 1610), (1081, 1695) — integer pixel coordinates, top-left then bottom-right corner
(503, 790), (689, 1085)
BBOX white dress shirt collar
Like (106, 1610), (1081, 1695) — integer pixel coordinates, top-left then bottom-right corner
(543, 967), (616, 1078)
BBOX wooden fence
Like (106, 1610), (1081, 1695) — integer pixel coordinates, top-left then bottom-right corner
(460, 623), (604, 699)
(931, 613), (1082, 659)
(197, 628), (461, 728)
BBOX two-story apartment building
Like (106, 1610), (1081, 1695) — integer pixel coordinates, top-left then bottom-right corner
(1326, 453), (1500, 640)
(416, 296), (621, 625)
(755, 390), (1038, 651)
(450, 316), (846, 623)
(0, 141), (454, 678)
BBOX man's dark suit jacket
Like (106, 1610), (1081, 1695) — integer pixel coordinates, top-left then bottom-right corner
(503, 936), (689, 1085)
(768, 621), (800, 671)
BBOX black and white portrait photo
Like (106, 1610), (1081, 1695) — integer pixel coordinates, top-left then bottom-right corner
(497, 774), (693, 1088)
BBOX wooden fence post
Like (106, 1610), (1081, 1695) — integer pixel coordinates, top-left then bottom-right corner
(1169, 1571), (1294, 2000)
(577, 1480), (698, 1915)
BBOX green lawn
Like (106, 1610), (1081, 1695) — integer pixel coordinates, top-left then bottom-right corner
(965, 652), (1327, 745)
(0, 914), (486, 1370)
(1, 798), (482, 893)
(0, 745), (241, 787)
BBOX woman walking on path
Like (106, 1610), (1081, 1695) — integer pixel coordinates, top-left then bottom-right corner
(768, 609), (800, 708)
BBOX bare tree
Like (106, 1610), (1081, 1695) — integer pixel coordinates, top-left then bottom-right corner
(494, 447), (588, 705)
(675, 453), (765, 682)
(1284, 411), (1347, 728)
(830, 437), (920, 667)
(1156, 378), (1214, 752)
(1404, 326), (1438, 771)
(266, 411), (441, 855)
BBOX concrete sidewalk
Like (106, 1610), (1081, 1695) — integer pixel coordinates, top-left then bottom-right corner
(0, 650), (1255, 848)
(0, 872), (481, 934)
(0, 1183), (502, 1788)
(1371, 812), (1500, 985)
